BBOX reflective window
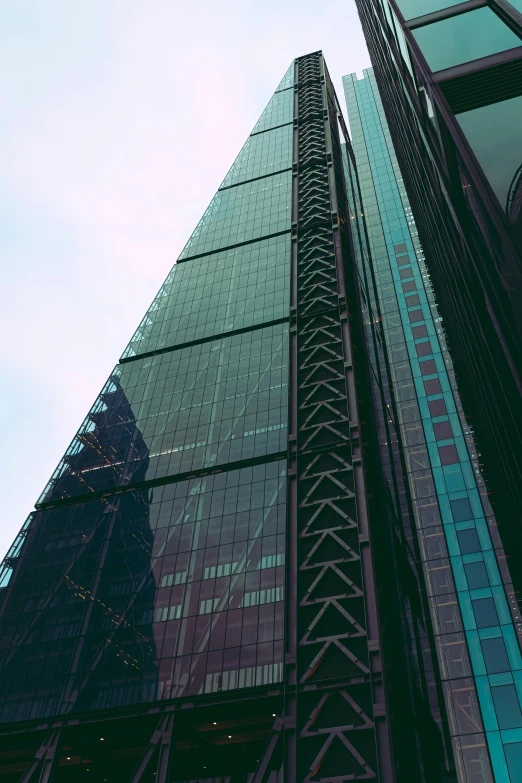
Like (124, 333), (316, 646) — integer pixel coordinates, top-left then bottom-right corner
(40, 324), (289, 503)
(464, 561), (489, 589)
(122, 236), (290, 358)
(275, 61), (295, 92)
(505, 742), (522, 780)
(492, 684), (522, 729)
(251, 89), (293, 134)
(456, 96), (522, 217)
(0, 461), (287, 721)
(412, 8), (521, 72)
(456, 528), (480, 554)
(178, 172), (292, 260)
(472, 597), (499, 628)
(220, 125), (292, 189)
(481, 637), (510, 674)
(450, 497), (473, 522)
(395, 0), (472, 22)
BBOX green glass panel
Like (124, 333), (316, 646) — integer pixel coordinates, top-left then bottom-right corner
(252, 89), (293, 134)
(123, 236), (290, 358)
(275, 60), (295, 92)
(395, 0), (470, 22)
(456, 95), (522, 214)
(39, 323), (289, 503)
(220, 125), (292, 188)
(412, 8), (521, 72)
(178, 171), (292, 260)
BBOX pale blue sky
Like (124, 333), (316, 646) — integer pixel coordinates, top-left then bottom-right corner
(0, 0), (370, 559)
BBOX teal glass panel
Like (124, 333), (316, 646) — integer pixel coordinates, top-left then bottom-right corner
(0, 461), (287, 721)
(492, 685), (522, 729)
(505, 742), (522, 780)
(412, 8), (521, 72)
(39, 323), (289, 503)
(482, 637), (511, 674)
(252, 89), (293, 134)
(275, 61), (295, 92)
(122, 236), (290, 358)
(395, 0), (470, 21)
(456, 96), (522, 215)
(506, 0), (522, 11)
(178, 171), (292, 260)
(220, 125), (293, 188)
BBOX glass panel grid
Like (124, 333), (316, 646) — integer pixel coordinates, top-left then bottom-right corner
(178, 172), (292, 260)
(220, 125), (292, 189)
(0, 461), (286, 722)
(123, 236), (290, 359)
(251, 89), (293, 134)
(343, 68), (522, 781)
(40, 324), (289, 504)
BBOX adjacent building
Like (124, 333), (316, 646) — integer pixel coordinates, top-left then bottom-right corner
(353, 0), (522, 614)
(0, 47), (521, 782)
(343, 66), (522, 783)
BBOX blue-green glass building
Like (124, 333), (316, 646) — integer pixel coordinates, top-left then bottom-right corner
(343, 67), (522, 783)
(1, 49), (521, 782)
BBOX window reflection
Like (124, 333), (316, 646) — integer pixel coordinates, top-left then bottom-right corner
(0, 460), (287, 721)
(456, 95), (522, 219)
(395, 0), (469, 22)
(412, 8), (522, 73)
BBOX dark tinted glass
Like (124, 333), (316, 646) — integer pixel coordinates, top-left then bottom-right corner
(428, 398), (447, 416)
(420, 359), (437, 376)
(451, 498), (473, 522)
(412, 324), (428, 339)
(439, 445), (459, 465)
(416, 341), (432, 357)
(0, 462), (287, 722)
(424, 378), (442, 395)
(457, 96), (522, 216)
(413, 8), (521, 73)
(395, 0), (469, 22)
(456, 528), (480, 554)
(481, 637), (510, 674)
(433, 420), (452, 440)
(492, 684), (522, 729)
(472, 597), (499, 628)
(464, 561), (489, 589)
(505, 742), (522, 781)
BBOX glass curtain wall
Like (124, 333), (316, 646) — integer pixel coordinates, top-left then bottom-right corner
(0, 64), (295, 727)
(343, 68), (522, 783)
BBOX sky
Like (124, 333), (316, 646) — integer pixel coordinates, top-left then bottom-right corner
(0, 0), (371, 561)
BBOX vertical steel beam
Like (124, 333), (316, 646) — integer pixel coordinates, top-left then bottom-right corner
(280, 50), (394, 782)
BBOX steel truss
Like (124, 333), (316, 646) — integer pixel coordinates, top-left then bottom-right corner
(279, 51), (394, 782)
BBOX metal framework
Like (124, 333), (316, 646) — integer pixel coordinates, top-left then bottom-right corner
(281, 51), (393, 782)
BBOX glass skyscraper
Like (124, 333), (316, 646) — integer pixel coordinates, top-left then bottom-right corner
(353, 0), (522, 621)
(343, 66), (522, 783)
(1, 49), (522, 783)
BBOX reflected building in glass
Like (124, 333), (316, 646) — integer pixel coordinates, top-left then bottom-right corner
(1, 47), (522, 783)
(352, 0), (522, 637)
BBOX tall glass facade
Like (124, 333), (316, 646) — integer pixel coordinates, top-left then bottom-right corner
(0, 66), (297, 783)
(2, 47), (521, 782)
(343, 67), (522, 783)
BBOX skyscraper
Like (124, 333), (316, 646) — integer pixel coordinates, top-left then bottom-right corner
(353, 0), (522, 604)
(343, 66), (522, 783)
(1, 48), (521, 783)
